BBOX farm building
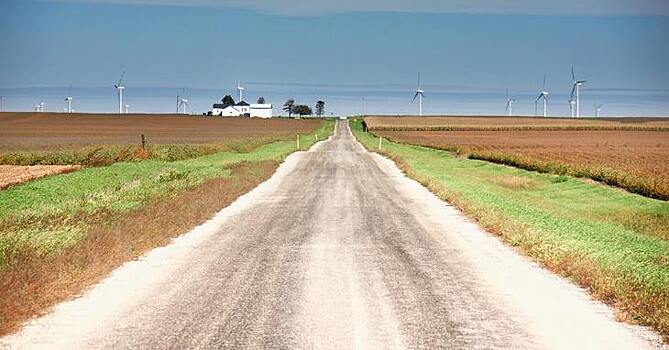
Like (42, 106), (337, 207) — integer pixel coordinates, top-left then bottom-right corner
(211, 101), (272, 118)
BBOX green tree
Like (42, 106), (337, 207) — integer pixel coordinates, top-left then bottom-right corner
(292, 105), (312, 116)
(221, 95), (235, 107)
(283, 98), (295, 117)
(315, 100), (325, 118)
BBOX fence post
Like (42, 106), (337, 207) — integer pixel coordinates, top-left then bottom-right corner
(378, 137), (382, 150)
(141, 134), (146, 150)
(296, 134), (300, 150)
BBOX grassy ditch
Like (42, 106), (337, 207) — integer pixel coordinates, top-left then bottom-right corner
(351, 119), (669, 339)
(0, 119), (335, 335)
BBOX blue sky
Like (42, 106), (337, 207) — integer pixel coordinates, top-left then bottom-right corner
(1, 0), (668, 115)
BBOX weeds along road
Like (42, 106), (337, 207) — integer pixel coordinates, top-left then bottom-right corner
(1, 121), (662, 350)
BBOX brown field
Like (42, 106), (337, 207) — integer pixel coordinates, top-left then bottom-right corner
(0, 112), (321, 152)
(369, 117), (669, 200)
(0, 165), (80, 189)
(365, 115), (669, 131)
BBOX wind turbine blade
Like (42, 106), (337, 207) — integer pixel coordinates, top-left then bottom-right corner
(412, 92), (419, 102)
(543, 74), (547, 90)
(570, 84), (576, 99)
(571, 66), (575, 82)
(534, 100), (538, 116)
(536, 93), (543, 102)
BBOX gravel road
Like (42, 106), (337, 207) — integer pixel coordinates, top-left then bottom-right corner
(1, 120), (663, 349)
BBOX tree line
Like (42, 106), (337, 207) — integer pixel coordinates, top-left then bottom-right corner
(283, 99), (326, 117)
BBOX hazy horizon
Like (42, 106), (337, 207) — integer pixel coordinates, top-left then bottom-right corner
(2, 83), (669, 117)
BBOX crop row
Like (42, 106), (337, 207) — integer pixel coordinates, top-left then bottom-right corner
(367, 125), (669, 132)
(467, 150), (668, 200)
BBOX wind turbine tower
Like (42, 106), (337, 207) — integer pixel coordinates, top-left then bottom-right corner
(114, 72), (125, 114)
(237, 81), (245, 102)
(535, 75), (549, 117)
(64, 97), (73, 113)
(570, 67), (586, 118)
(413, 74), (425, 116)
(568, 99), (576, 118)
(124, 104), (130, 114)
(595, 103), (603, 117)
(64, 86), (74, 113)
(505, 89), (517, 116)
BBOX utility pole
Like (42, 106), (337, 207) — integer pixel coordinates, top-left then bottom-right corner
(362, 97), (366, 117)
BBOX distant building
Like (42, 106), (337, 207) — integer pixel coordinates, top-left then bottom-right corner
(211, 101), (272, 118)
(249, 103), (272, 118)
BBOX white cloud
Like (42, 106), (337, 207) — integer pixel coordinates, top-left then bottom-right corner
(46, 0), (669, 16)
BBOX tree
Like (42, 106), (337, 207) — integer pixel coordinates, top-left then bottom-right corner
(283, 98), (295, 117)
(257, 96), (266, 104)
(315, 100), (325, 118)
(292, 105), (312, 116)
(221, 95), (235, 107)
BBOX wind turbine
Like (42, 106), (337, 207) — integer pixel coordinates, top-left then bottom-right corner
(412, 74), (425, 116)
(505, 89), (517, 116)
(534, 75), (549, 117)
(177, 89), (189, 114)
(63, 85), (74, 113)
(237, 81), (245, 102)
(595, 103), (603, 117)
(35, 102), (45, 112)
(114, 72), (125, 114)
(570, 67), (586, 118)
(124, 104), (130, 114)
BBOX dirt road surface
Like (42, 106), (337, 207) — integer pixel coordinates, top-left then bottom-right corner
(1, 121), (664, 349)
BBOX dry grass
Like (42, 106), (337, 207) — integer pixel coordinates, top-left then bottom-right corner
(0, 160), (278, 336)
(486, 175), (540, 190)
(365, 115), (669, 131)
(372, 125), (669, 200)
(0, 165), (81, 189)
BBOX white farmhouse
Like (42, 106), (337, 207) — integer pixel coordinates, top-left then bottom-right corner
(211, 101), (273, 118)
